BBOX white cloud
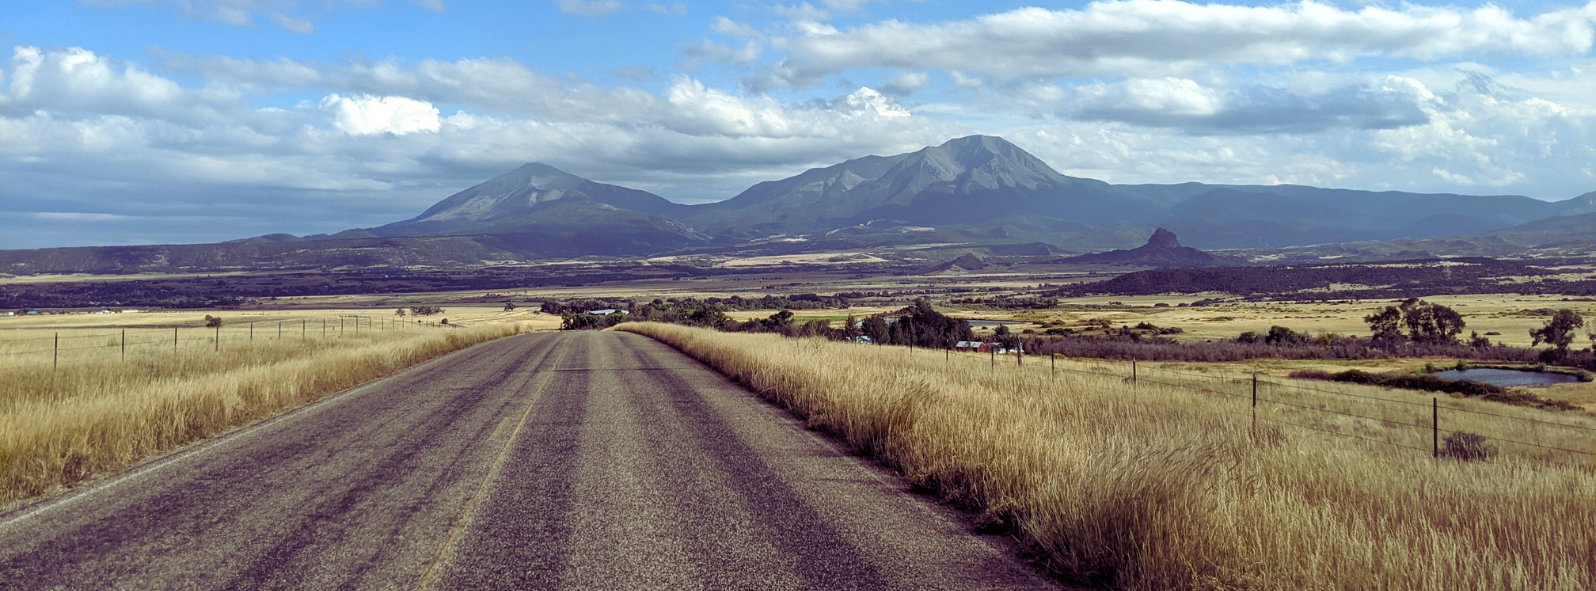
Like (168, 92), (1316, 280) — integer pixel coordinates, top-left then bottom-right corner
(682, 39), (763, 66)
(1, 46), (236, 122)
(75, 0), (387, 33)
(879, 71), (931, 96)
(555, 0), (622, 17)
(320, 94), (441, 135)
(711, 16), (760, 37)
(1060, 76), (1434, 134)
(413, 0), (447, 13)
(644, 2), (686, 16)
(773, 3), (831, 23)
(778, 1), (1596, 80)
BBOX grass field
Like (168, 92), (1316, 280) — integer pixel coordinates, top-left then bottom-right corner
(619, 322), (1596, 590)
(0, 308), (539, 509)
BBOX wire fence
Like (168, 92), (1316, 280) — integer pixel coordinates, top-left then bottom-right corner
(949, 347), (1596, 465)
(1, 316), (454, 368)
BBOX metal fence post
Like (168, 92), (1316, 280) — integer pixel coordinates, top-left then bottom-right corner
(121, 329), (126, 362)
(250, 322), (254, 342)
(1132, 358), (1138, 383)
(215, 324), (220, 352)
(1433, 397), (1439, 458)
(173, 327), (178, 355)
(53, 332), (58, 370)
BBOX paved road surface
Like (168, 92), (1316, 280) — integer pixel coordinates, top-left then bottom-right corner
(0, 331), (1060, 590)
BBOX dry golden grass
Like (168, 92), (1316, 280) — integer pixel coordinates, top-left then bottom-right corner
(0, 317), (526, 509)
(618, 322), (1596, 590)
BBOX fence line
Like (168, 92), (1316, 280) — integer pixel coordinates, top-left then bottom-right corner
(3, 319), (444, 367)
(943, 347), (1594, 462)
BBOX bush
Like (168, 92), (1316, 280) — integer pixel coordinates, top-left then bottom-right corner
(1438, 432), (1498, 461)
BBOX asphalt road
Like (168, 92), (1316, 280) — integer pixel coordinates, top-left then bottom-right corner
(0, 331), (1060, 590)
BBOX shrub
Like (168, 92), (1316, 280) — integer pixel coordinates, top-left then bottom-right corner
(1439, 432), (1498, 461)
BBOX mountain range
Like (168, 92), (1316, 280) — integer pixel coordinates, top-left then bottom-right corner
(5, 135), (1596, 274)
(354, 134), (1595, 252)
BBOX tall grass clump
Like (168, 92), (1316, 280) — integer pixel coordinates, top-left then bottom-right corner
(0, 324), (524, 509)
(618, 322), (1596, 590)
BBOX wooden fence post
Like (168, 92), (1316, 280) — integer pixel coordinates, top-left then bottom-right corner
(121, 328), (126, 362)
(250, 322), (254, 342)
(215, 324), (220, 352)
(1251, 373), (1258, 436)
(1132, 358), (1138, 383)
(1432, 397), (1439, 458)
(173, 327), (178, 355)
(53, 332), (59, 370)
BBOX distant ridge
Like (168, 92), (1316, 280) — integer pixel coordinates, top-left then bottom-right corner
(918, 253), (988, 274)
(1059, 229), (1236, 268)
(8, 135), (1596, 273)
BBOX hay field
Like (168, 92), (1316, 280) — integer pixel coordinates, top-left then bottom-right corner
(1033, 294), (1596, 348)
(0, 309), (533, 509)
(619, 322), (1596, 590)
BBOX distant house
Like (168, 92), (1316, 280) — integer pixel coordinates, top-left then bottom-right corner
(955, 340), (1021, 354)
(0, 311), (13, 317)
(852, 316), (902, 328)
(845, 336), (874, 345)
(588, 309), (623, 316)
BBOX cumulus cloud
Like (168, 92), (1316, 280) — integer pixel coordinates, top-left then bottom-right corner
(555, 0), (622, 17)
(0, 43), (953, 247)
(413, 0), (447, 13)
(2, 46), (236, 121)
(777, 1), (1596, 81)
(320, 94), (441, 135)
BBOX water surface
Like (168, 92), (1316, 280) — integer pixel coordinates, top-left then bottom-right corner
(1428, 368), (1580, 387)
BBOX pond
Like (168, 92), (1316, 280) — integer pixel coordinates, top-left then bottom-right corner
(1428, 368), (1582, 387)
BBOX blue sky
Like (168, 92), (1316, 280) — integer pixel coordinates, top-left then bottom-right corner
(3, 0), (1595, 248)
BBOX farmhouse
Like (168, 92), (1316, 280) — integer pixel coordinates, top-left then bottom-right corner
(955, 340), (1021, 354)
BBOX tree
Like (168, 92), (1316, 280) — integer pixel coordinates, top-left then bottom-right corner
(1264, 325), (1306, 346)
(395, 308), (407, 317)
(1530, 309), (1584, 352)
(1364, 306), (1403, 342)
(204, 315), (222, 328)
(1365, 299), (1464, 344)
(503, 301), (516, 312)
(1399, 298), (1465, 344)
(860, 316), (890, 344)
